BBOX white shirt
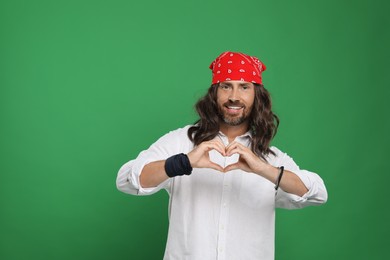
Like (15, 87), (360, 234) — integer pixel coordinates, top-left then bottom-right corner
(116, 125), (327, 260)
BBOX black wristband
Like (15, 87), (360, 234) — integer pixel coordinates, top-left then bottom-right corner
(275, 166), (284, 190)
(164, 153), (193, 178)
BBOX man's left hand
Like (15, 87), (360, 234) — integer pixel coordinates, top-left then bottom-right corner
(223, 141), (271, 175)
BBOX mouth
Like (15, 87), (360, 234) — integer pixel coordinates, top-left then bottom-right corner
(224, 105), (244, 115)
(226, 106), (243, 110)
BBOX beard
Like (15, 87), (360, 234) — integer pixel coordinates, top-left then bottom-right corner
(220, 113), (247, 126)
(217, 101), (252, 126)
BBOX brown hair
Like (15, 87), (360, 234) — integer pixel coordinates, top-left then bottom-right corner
(187, 83), (279, 159)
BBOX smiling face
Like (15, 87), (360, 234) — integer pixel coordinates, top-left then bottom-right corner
(216, 80), (255, 126)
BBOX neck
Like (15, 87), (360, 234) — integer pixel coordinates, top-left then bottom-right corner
(219, 121), (249, 143)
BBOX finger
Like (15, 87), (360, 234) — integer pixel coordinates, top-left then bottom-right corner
(225, 141), (237, 150)
(223, 162), (240, 172)
(226, 145), (247, 157)
(204, 141), (226, 156)
(209, 139), (226, 155)
(206, 162), (225, 172)
(227, 143), (253, 157)
(226, 141), (242, 150)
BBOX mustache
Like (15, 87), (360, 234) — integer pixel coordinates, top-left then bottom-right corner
(223, 100), (245, 107)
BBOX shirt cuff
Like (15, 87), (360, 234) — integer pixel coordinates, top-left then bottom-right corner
(287, 169), (328, 205)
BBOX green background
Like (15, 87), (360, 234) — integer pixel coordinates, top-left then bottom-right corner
(1, 0), (389, 259)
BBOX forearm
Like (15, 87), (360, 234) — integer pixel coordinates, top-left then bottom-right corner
(139, 160), (170, 188)
(258, 164), (309, 197)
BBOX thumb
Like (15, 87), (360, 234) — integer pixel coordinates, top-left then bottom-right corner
(223, 163), (240, 173)
(209, 162), (225, 172)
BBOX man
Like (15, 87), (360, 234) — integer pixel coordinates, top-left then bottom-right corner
(116, 51), (327, 260)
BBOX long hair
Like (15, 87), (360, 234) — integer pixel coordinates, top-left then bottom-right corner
(187, 83), (279, 159)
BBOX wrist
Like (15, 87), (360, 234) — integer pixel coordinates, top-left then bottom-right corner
(255, 163), (276, 176)
(164, 153), (193, 178)
(274, 166), (285, 190)
(255, 164), (280, 184)
(186, 152), (195, 167)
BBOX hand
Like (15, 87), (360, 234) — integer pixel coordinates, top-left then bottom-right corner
(223, 141), (270, 174)
(187, 140), (226, 172)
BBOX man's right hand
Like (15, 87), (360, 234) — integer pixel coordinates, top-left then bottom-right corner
(187, 139), (226, 172)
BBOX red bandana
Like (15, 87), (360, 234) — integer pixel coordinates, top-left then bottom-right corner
(209, 51), (266, 84)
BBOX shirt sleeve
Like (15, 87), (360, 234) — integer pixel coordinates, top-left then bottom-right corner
(116, 126), (191, 196)
(272, 147), (328, 209)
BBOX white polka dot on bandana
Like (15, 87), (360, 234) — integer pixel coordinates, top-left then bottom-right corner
(239, 69), (245, 72)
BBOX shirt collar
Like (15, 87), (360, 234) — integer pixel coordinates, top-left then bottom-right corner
(218, 129), (253, 140)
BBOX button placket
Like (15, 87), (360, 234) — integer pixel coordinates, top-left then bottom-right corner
(216, 167), (233, 260)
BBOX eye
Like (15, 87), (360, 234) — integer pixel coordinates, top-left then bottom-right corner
(220, 84), (231, 90)
(241, 85), (251, 90)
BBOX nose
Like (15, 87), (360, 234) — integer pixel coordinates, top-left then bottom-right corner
(228, 88), (239, 103)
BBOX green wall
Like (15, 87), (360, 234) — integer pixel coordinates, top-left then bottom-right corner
(1, 0), (389, 259)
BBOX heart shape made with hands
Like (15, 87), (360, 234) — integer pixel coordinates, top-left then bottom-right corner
(208, 149), (240, 169)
